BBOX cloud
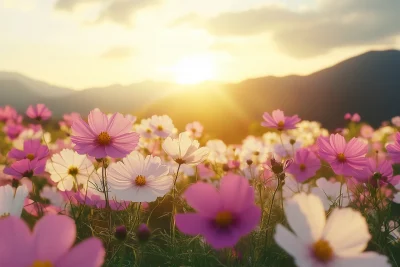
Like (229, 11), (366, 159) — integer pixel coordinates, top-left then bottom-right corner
(175, 0), (400, 58)
(55, 0), (161, 26)
(100, 46), (133, 59)
(55, 0), (100, 11)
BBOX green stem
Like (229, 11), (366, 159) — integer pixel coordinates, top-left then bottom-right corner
(171, 163), (182, 245)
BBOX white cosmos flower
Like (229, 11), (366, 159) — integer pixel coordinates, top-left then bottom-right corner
(206, 139), (228, 164)
(0, 185), (28, 218)
(162, 132), (210, 165)
(136, 118), (154, 139)
(150, 115), (175, 138)
(275, 193), (390, 267)
(311, 178), (352, 211)
(40, 186), (67, 208)
(46, 149), (95, 191)
(107, 151), (173, 202)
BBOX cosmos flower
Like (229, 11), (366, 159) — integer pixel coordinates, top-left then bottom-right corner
(392, 116), (400, 127)
(3, 122), (23, 140)
(311, 178), (351, 210)
(274, 193), (390, 267)
(4, 159), (46, 179)
(185, 121), (204, 138)
(0, 215), (105, 266)
(287, 149), (321, 183)
(344, 113), (352, 120)
(8, 139), (49, 162)
(162, 132), (210, 166)
(387, 132), (400, 163)
(0, 185), (28, 218)
(282, 175), (310, 199)
(107, 151), (173, 202)
(71, 109), (140, 159)
(351, 113), (361, 123)
(175, 173), (261, 249)
(61, 112), (81, 128)
(0, 105), (19, 123)
(73, 190), (129, 211)
(26, 104), (52, 121)
(261, 109), (301, 131)
(206, 139), (228, 164)
(149, 115), (175, 138)
(353, 158), (399, 187)
(46, 149), (95, 191)
(317, 134), (368, 176)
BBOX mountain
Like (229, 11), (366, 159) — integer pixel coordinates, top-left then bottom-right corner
(0, 50), (399, 143)
(0, 72), (73, 97)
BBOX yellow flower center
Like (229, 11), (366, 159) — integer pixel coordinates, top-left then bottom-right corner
(30, 260), (53, 267)
(97, 131), (111, 145)
(175, 158), (186, 165)
(26, 153), (35, 160)
(337, 153), (346, 163)
(135, 175), (146, 186)
(277, 121), (285, 130)
(157, 125), (163, 131)
(146, 129), (152, 133)
(68, 166), (79, 176)
(299, 164), (306, 171)
(215, 211), (234, 228)
(312, 239), (334, 263)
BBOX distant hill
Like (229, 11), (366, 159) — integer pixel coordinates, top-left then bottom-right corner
(0, 50), (399, 143)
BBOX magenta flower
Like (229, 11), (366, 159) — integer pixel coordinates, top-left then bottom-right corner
(3, 122), (23, 140)
(317, 134), (368, 176)
(0, 105), (19, 122)
(4, 159), (46, 179)
(344, 113), (352, 120)
(73, 191), (129, 211)
(62, 112), (81, 127)
(387, 132), (400, 163)
(71, 109), (140, 159)
(175, 173), (261, 249)
(261, 109), (300, 131)
(26, 104), (52, 121)
(351, 113), (361, 122)
(353, 158), (399, 187)
(8, 139), (49, 161)
(0, 215), (105, 267)
(287, 148), (321, 182)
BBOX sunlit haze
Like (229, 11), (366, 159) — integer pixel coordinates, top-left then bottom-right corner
(1, 0), (399, 89)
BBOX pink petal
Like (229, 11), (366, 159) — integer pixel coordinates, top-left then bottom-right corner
(57, 238), (105, 267)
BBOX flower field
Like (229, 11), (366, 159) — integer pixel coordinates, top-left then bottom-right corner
(0, 104), (400, 267)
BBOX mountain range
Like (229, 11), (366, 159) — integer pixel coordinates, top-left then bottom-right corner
(1, 50), (399, 143)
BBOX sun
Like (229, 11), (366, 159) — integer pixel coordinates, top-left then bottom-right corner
(172, 55), (216, 84)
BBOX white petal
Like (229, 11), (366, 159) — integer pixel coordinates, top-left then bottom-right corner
(333, 252), (391, 267)
(284, 193), (326, 243)
(322, 208), (370, 256)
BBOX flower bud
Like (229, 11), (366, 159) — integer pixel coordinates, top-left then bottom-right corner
(115, 225), (127, 241)
(136, 224), (151, 242)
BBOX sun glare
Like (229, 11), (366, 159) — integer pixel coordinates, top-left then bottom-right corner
(172, 55), (216, 84)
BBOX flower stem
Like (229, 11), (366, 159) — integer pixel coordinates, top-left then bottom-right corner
(265, 177), (280, 246)
(171, 163), (182, 246)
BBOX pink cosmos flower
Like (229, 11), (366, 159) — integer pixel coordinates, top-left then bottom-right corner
(175, 173), (261, 249)
(0, 105), (19, 122)
(387, 132), (400, 163)
(351, 113), (361, 122)
(0, 215), (105, 266)
(71, 109), (140, 159)
(317, 134), (368, 176)
(186, 121), (204, 138)
(353, 158), (400, 187)
(73, 191), (129, 211)
(8, 139), (49, 161)
(261, 109), (301, 131)
(62, 112), (81, 127)
(26, 104), (52, 121)
(3, 122), (24, 140)
(287, 149), (321, 183)
(4, 159), (46, 179)
(344, 113), (352, 120)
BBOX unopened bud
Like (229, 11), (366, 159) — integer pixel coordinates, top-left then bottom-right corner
(136, 224), (151, 242)
(115, 225), (127, 241)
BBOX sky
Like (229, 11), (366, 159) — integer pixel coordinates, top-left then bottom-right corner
(1, 0), (399, 90)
